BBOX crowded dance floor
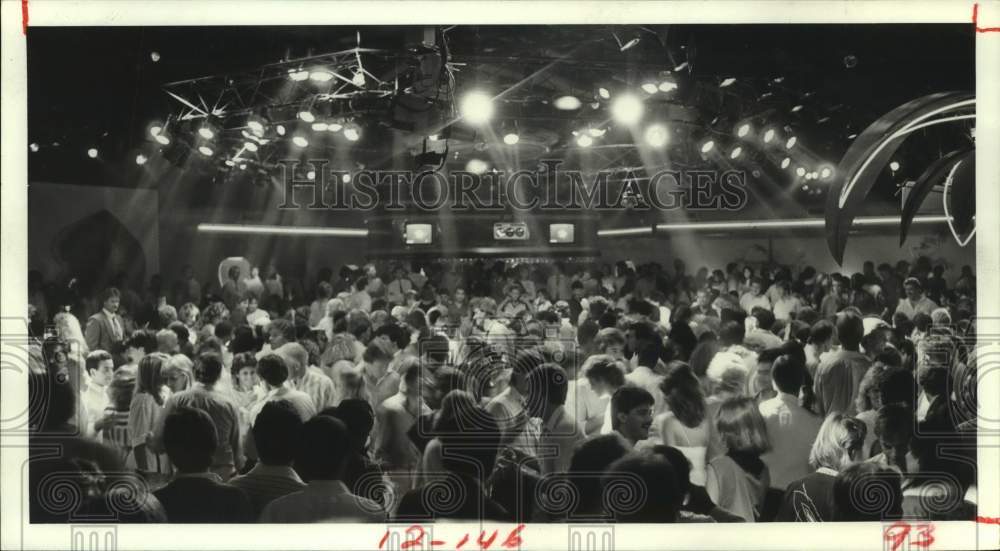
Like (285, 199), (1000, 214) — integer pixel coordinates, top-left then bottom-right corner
(22, 23), (980, 527)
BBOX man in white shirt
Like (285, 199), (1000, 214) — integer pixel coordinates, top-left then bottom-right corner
(248, 353), (316, 424)
(526, 364), (585, 475)
(624, 322), (668, 416)
(895, 277), (938, 320)
(385, 265), (414, 307)
(740, 278), (771, 314)
(81, 350), (115, 438)
(566, 355), (626, 437)
(276, 342), (336, 412)
(759, 355), (823, 492)
(609, 385), (655, 449)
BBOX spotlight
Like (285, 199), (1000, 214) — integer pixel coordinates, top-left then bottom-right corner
(87, 148), (98, 158)
(503, 133), (520, 145)
(135, 154), (147, 165)
(785, 136), (797, 149)
(809, 171), (819, 179)
(198, 145), (214, 156)
(239, 163), (247, 170)
(244, 141), (259, 152)
(276, 125), (286, 136)
(307, 170), (316, 180)
(327, 122), (343, 132)
(641, 82), (658, 94)
(780, 157), (791, 169)
(154, 132), (171, 146)
(460, 91), (494, 125)
(224, 159), (235, 167)
(150, 51), (161, 62)
(889, 161), (900, 172)
(763, 128), (777, 143)
(198, 123), (217, 140)
(729, 146), (743, 160)
(791, 105), (804, 113)
(597, 87), (611, 100)
(343, 126), (360, 142)
(288, 69), (310, 82)
(246, 114), (267, 135)
(292, 135), (309, 148)
(700, 140), (715, 154)
(149, 125), (162, 138)
(342, 173), (352, 183)
(351, 70), (366, 87)
(736, 123), (752, 138)
(674, 61), (689, 72)
(720, 77), (737, 88)
(643, 124), (669, 147)
(847, 133), (858, 140)
(312, 122), (329, 132)
(466, 159), (489, 174)
(611, 93), (643, 126)
(29, 143), (39, 152)
(658, 79), (678, 92)
(796, 166), (806, 177)
(587, 127), (607, 137)
(819, 166), (834, 180)
(309, 69), (335, 82)
(298, 110), (317, 123)
(554, 96), (582, 110)
(576, 134), (594, 147)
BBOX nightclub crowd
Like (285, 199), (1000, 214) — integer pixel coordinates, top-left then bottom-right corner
(26, 255), (979, 523)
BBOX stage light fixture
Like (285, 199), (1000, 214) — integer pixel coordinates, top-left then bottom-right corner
(736, 123), (752, 138)
(730, 146), (743, 159)
(149, 125), (162, 138)
(343, 125), (360, 141)
(466, 158), (489, 174)
(641, 82), (658, 94)
(460, 91), (494, 125)
(791, 105), (804, 113)
(307, 170), (316, 180)
(343, 173), (352, 183)
(785, 136), (797, 149)
(292, 135), (309, 148)
(29, 143), (39, 152)
(351, 70), (366, 87)
(720, 77), (737, 88)
(611, 93), (643, 126)
(238, 163), (247, 170)
(244, 141), (259, 152)
(327, 122), (343, 132)
(298, 110), (316, 123)
(554, 95), (582, 110)
(889, 161), (900, 171)
(246, 114), (267, 135)
(781, 157), (791, 169)
(597, 87), (611, 100)
(288, 69), (310, 82)
(198, 145), (214, 156)
(224, 159), (235, 167)
(576, 134), (594, 148)
(847, 133), (858, 140)
(150, 51), (161, 62)
(643, 124), (669, 147)
(312, 122), (329, 131)
(820, 166), (834, 179)
(796, 167), (806, 177)
(700, 140), (715, 154)
(809, 171), (819, 179)
(276, 125), (286, 136)
(658, 79), (678, 92)
(87, 148), (98, 158)
(309, 69), (335, 82)
(587, 127), (607, 138)
(763, 128), (777, 143)
(154, 132), (171, 145)
(503, 132), (520, 145)
(135, 154), (147, 165)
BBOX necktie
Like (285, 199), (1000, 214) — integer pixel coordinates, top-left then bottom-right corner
(112, 315), (122, 340)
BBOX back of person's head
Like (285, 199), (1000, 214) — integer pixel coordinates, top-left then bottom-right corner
(362, 340), (392, 364)
(163, 406), (218, 473)
(636, 334), (663, 369)
(196, 336), (225, 358)
(594, 328), (626, 353)
(752, 308), (776, 332)
(715, 396), (770, 455)
(651, 445), (693, 502)
(253, 400), (303, 466)
(438, 406), (502, 481)
(257, 353), (289, 387)
(917, 365), (949, 398)
(568, 433), (631, 513)
(598, 311), (619, 329)
(810, 413), (867, 471)
(771, 354), (806, 395)
(156, 328), (179, 352)
(583, 355), (626, 387)
(294, 415), (351, 481)
(214, 320), (234, 342)
(877, 367), (916, 408)
(374, 322), (408, 350)
(577, 320), (600, 348)
(833, 462), (903, 521)
(326, 399), (376, 451)
(719, 321), (745, 347)
(602, 454), (680, 522)
(835, 312), (865, 349)
(659, 361), (705, 428)
(418, 333), (450, 364)
(527, 363), (569, 412)
(193, 352), (224, 385)
(168, 321), (190, 346)
(809, 320), (835, 345)
(125, 330), (158, 354)
(28, 372), (77, 432)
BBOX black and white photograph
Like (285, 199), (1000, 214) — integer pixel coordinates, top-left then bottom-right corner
(2, 2), (998, 551)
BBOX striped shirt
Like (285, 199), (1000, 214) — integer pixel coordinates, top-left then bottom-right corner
(229, 463), (307, 518)
(288, 367), (337, 411)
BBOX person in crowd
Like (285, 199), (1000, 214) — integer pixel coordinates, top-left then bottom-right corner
(248, 353), (315, 425)
(903, 425), (975, 520)
(260, 415), (385, 522)
(602, 454), (681, 522)
(229, 401), (307, 518)
(656, 361), (717, 487)
(360, 340), (399, 413)
(706, 397), (771, 522)
(624, 322), (667, 414)
(895, 277), (938, 320)
(609, 385), (655, 449)
(231, 352), (262, 411)
(739, 278), (771, 314)
(832, 462), (903, 521)
(120, 330), (157, 378)
(771, 280), (802, 321)
(129, 352), (171, 475)
(151, 353), (242, 480)
(814, 312), (870, 417)
(276, 342), (336, 412)
(866, 403), (917, 475)
(85, 288), (126, 362)
(376, 358), (431, 495)
(653, 445), (744, 523)
(309, 281), (334, 328)
(486, 348), (543, 456)
(804, 320), (835, 377)
(162, 353), (193, 393)
(326, 399), (391, 509)
(221, 266), (245, 312)
(81, 350), (115, 438)
(776, 413), (866, 522)
(525, 363), (585, 475)
(155, 328), (180, 356)
(567, 354), (625, 438)
(154, 406), (253, 522)
(853, 362), (891, 460)
(555, 433), (632, 520)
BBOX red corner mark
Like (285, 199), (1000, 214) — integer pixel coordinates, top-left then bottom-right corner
(974, 3), (1000, 32)
(22, 0), (29, 35)
(978, 516), (1000, 525)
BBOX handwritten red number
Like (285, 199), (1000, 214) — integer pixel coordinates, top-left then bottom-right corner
(884, 521), (911, 551)
(477, 530), (498, 550)
(379, 530), (390, 550)
(912, 523), (935, 548)
(502, 524), (526, 549)
(401, 525), (426, 550)
(456, 533), (470, 550)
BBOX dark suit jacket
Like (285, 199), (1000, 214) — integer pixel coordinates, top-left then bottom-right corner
(85, 311), (123, 353)
(154, 475), (254, 523)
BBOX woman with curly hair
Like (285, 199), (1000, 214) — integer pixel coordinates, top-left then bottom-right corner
(655, 361), (720, 486)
